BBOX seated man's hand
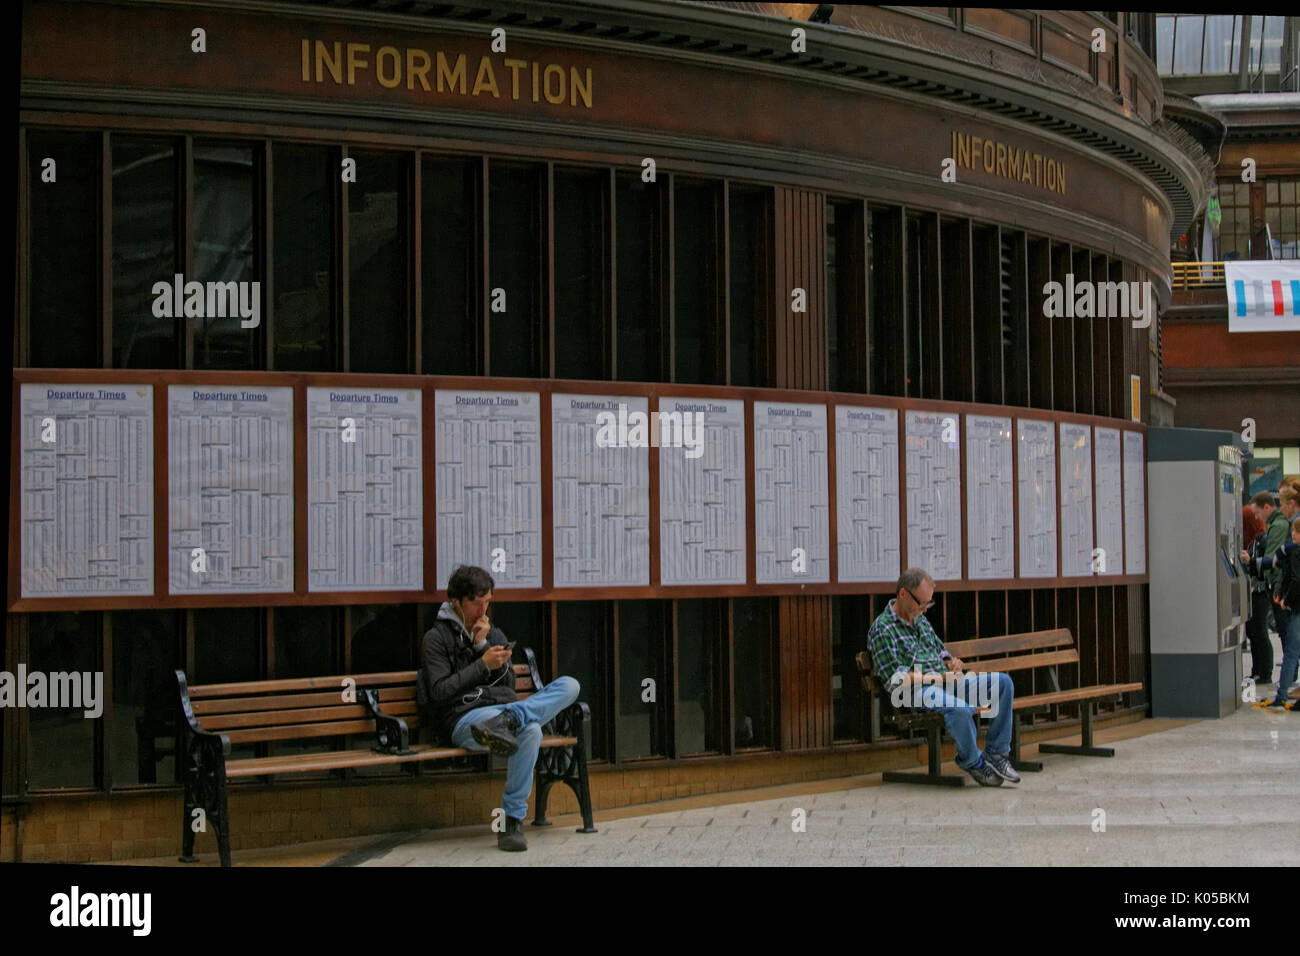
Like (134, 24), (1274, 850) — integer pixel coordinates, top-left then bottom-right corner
(482, 645), (513, 670)
(944, 656), (964, 674)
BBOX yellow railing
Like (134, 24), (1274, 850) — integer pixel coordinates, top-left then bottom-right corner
(1172, 261), (1225, 290)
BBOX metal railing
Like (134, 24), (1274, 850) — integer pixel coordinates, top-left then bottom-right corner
(1171, 261), (1226, 289)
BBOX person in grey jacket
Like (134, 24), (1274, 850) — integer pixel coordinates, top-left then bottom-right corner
(421, 564), (580, 851)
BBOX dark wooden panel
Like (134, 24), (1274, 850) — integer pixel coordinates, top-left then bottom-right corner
(971, 223), (1003, 405)
(1090, 252), (1111, 418)
(1071, 248), (1094, 415)
(1050, 243), (1074, 412)
(1027, 237), (1053, 409)
(939, 218), (974, 403)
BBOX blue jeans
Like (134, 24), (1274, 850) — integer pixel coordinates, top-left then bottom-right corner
(1275, 609), (1300, 701)
(913, 671), (1015, 770)
(451, 676), (580, 821)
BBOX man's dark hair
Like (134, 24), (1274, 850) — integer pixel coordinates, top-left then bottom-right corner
(1251, 491), (1275, 509)
(447, 564), (494, 601)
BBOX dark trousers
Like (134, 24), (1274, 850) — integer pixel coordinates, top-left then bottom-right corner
(1246, 590), (1275, 680)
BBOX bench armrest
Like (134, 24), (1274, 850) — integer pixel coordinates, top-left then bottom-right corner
(359, 688), (413, 755)
(546, 700), (592, 762)
(174, 669), (230, 755)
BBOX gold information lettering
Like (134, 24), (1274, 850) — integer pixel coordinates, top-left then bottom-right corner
(950, 131), (1065, 196)
(300, 39), (594, 109)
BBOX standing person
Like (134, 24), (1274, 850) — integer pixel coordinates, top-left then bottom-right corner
(1242, 505), (1271, 683)
(421, 564), (581, 851)
(866, 567), (1018, 787)
(1244, 490), (1293, 696)
(1269, 517), (1300, 710)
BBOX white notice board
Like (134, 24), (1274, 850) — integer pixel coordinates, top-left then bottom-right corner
(659, 396), (746, 586)
(552, 394), (650, 587)
(434, 389), (542, 590)
(1093, 426), (1124, 577)
(1123, 430), (1147, 574)
(168, 385), (293, 593)
(20, 384), (154, 597)
(1016, 418), (1057, 578)
(754, 401), (829, 584)
(904, 411), (962, 580)
(834, 406), (900, 583)
(307, 386), (423, 591)
(1059, 421), (1094, 577)
(965, 415), (1014, 579)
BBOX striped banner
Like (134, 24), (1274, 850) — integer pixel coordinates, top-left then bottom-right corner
(1225, 260), (1300, 332)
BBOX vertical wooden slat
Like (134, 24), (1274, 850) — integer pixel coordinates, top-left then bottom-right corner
(411, 153), (422, 374)
(183, 135), (194, 370)
(264, 139), (276, 370)
(339, 144), (350, 373)
(102, 132), (112, 368)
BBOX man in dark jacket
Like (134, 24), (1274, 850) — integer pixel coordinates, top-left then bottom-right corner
(1243, 491), (1292, 690)
(421, 564), (579, 851)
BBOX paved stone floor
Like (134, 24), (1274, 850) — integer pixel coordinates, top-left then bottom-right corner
(348, 703), (1300, 867)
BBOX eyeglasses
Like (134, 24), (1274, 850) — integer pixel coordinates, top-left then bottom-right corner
(905, 588), (936, 611)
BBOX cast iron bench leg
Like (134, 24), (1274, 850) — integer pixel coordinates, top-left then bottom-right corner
(1036, 700), (1115, 757)
(881, 721), (964, 786)
(1010, 714), (1043, 771)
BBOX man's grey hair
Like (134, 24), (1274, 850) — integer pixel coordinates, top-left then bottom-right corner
(895, 567), (934, 594)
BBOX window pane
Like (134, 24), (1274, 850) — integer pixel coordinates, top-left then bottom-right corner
(485, 601), (547, 680)
(110, 610), (180, 786)
(27, 130), (99, 368)
(732, 597), (773, 749)
(193, 608), (262, 684)
(1201, 16), (1235, 73)
(614, 173), (663, 382)
(673, 180), (723, 384)
(193, 143), (258, 370)
(617, 600), (665, 759)
(729, 186), (769, 388)
(273, 144), (335, 371)
(488, 161), (544, 377)
(350, 604), (416, 673)
(554, 169), (607, 380)
(349, 151), (408, 373)
(1173, 16), (1204, 75)
(676, 599), (722, 753)
(1156, 16), (1174, 74)
(1262, 16), (1283, 72)
(421, 156), (479, 375)
(556, 601), (608, 760)
(274, 606), (338, 679)
(27, 612), (99, 790)
(831, 596), (871, 741)
(112, 137), (177, 369)
(1267, 180), (1279, 204)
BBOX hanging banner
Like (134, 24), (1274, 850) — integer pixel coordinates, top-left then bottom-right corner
(1224, 260), (1300, 332)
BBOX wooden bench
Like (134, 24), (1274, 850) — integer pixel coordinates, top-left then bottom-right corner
(857, 628), (1143, 786)
(176, 648), (594, 866)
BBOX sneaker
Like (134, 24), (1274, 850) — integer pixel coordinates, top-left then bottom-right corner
(983, 751), (1022, 784)
(1263, 697), (1288, 709)
(964, 757), (1004, 787)
(472, 709), (522, 756)
(497, 815), (528, 852)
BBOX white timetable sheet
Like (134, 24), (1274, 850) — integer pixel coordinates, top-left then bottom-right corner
(1093, 427), (1124, 577)
(659, 397), (746, 586)
(167, 386), (293, 593)
(904, 411), (962, 580)
(307, 387), (423, 591)
(552, 394), (650, 587)
(754, 402), (829, 584)
(834, 406), (900, 583)
(1016, 418), (1057, 578)
(1058, 421), (1094, 577)
(20, 384), (154, 597)
(965, 415), (1015, 579)
(434, 389), (542, 590)
(1123, 430), (1147, 574)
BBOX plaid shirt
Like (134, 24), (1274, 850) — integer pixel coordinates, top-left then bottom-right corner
(866, 599), (951, 690)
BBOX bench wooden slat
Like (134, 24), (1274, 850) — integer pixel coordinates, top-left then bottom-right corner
(1014, 682), (1144, 709)
(193, 689), (372, 715)
(223, 718), (382, 745)
(202, 703), (372, 730)
(958, 649), (1079, 673)
(944, 629), (1073, 659)
(189, 671), (420, 698)
(225, 735), (581, 776)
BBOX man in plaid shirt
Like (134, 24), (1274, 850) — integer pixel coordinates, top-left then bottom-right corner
(867, 567), (1018, 786)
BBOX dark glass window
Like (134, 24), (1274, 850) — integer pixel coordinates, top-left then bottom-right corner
(27, 612), (99, 790)
(112, 137), (178, 369)
(673, 179), (723, 384)
(487, 601), (548, 680)
(274, 606), (338, 679)
(831, 596), (870, 741)
(676, 599), (724, 754)
(488, 161), (545, 377)
(732, 598), (773, 749)
(350, 604), (417, 673)
(728, 186), (770, 387)
(272, 144), (335, 371)
(27, 130), (100, 368)
(193, 142), (258, 370)
(421, 156), (479, 375)
(617, 601), (666, 760)
(868, 206), (904, 397)
(554, 168), (608, 380)
(827, 200), (867, 394)
(614, 173), (665, 381)
(556, 601), (608, 760)
(110, 610), (180, 786)
(348, 150), (409, 373)
(193, 608), (262, 684)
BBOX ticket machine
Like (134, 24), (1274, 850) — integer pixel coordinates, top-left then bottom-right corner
(1147, 427), (1249, 718)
